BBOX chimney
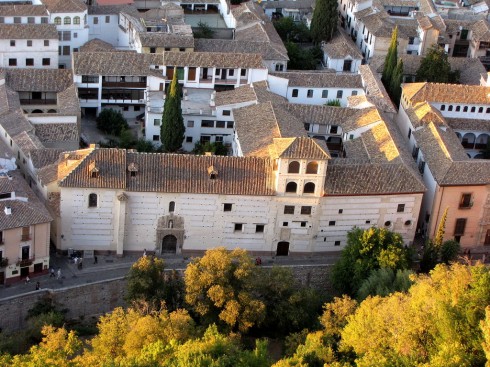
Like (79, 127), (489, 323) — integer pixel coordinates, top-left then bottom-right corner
(4, 206), (11, 215)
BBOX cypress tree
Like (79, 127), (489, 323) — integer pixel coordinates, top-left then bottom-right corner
(434, 207), (448, 249)
(310, 0), (338, 44)
(390, 58), (403, 107)
(382, 26), (398, 88)
(160, 68), (185, 152)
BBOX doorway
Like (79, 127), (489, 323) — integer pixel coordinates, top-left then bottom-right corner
(485, 229), (490, 246)
(276, 241), (289, 256)
(162, 235), (177, 254)
(221, 69), (227, 80)
(21, 246), (29, 260)
(20, 266), (29, 277)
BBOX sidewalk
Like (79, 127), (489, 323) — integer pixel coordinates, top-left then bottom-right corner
(0, 252), (341, 300)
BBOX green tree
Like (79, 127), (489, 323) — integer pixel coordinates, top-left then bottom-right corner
(389, 57), (403, 106)
(434, 207), (448, 249)
(273, 17), (311, 43)
(331, 227), (410, 296)
(357, 268), (414, 301)
(440, 240), (461, 264)
(381, 26), (398, 89)
(184, 247), (266, 333)
(161, 68), (185, 152)
(416, 45), (460, 83)
(325, 99), (341, 106)
(96, 108), (129, 136)
(285, 42), (322, 70)
(310, 0), (337, 43)
(194, 21), (215, 39)
(481, 306), (490, 366)
(192, 141), (228, 156)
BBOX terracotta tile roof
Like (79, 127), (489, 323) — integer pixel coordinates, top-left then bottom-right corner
(0, 109), (34, 138)
(38, 163), (58, 185)
(41, 0), (86, 13)
(403, 82), (490, 104)
(138, 33), (194, 48)
(358, 64), (397, 113)
(4, 68), (73, 92)
(34, 124), (79, 143)
(29, 148), (64, 169)
(404, 102), (446, 128)
(253, 81), (288, 104)
(263, 0), (314, 9)
(162, 51), (265, 69)
(322, 30), (363, 60)
(446, 117), (490, 131)
(194, 38), (288, 61)
(270, 71), (363, 89)
(79, 38), (116, 52)
(0, 171), (52, 230)
(413, 122), (490, 185)
(57, 84), (81, 116)
(88, 4), (138, 15)
(0, 24), (57, 39)
(47, 191), (60, 216)
(73, 52), (163, 76)
(273, 137), (329, 159)
(214, 82), (286, 107)
(471, 19), (490, 42)
(358, 10), (417, 38)
(0, 4), (48, 16)
(15, 131), (44, 154)
(325, 161), (426, 194)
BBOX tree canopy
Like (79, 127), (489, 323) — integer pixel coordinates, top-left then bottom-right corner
(416, 45), (460, 83)
(331, 227), (410, 296)
(161, 68), (185, 152)
(96, 109), (129, 136)
(310, 0), (338, 43)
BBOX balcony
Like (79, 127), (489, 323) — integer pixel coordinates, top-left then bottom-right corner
(21, 234), (31, 242)
(102, 81), (146, 88)
(0, 258), (8, 267)
(19, 99), (56, 105)
(17, 257), (34, 267)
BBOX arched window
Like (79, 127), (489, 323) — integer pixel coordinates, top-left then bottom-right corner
(306, 161), (318, 174)
(288, 161), (300, 173)
(169, 201), (175, 213)
(73, 16), (80, 24)
(303, 182), (315, 194)
(285, 182), (297, 193)
(54, 17), (61, 25)
(88, 193), (97, 208)
(64, 16), (71, 25)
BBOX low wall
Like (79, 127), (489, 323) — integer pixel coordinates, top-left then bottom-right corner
(0, 265), (332, 332)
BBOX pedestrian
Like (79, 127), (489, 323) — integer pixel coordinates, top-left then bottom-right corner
(78, 258), (83, 270)
(35, 281), (40, 290)
(57, 268), (61, 280)
(143, 249), (147, 257)
(25, 276), (30, 284)
(50, 267), (55, 278)
(94, 255), (98, 264)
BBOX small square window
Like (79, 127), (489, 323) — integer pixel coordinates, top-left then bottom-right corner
(338, 209), (343, 214)
(351, 91), (358, 96)
(26, 58), (34, 66)
(134, 106), (141, 112)
(9, 59), (16, 66)
(44, 40), (49, 46)
(10, 40), (15, 47)
(27, 40), (32, 47)
(292, 89), (298, 98)
(397, 204), (405, 213)
(13, 17), (21, 23)
(329, 221), (336, 226)
(307, 89), (313, 98)
(224, 203), (233, 211)
(227, 121), (234, 129)
(229, 69), (235, 76)
(322, 90), (328, 98)
(301, 221), (307, 227)
(152, 135), (159, 141)
(153, 119), (161, 126)
(93, 17), (98, 24)
(283, 222), (288, 227)
(241, 69), (246, 76)
(336, 90), (343, 98)
(223, 110), (231, 116)
(365, 220), (371, 224)
(284, 205), (295, 214)
(105, 15), (110, 23)
(186, 136), (193, 143)
(471, 106), (476, 112)
(300, 206), (311, 215)
(234, 223), (243, 232)
(256, 224), (264, 233)
(334, 241), (341, 246)
(187, 120), (194, 128)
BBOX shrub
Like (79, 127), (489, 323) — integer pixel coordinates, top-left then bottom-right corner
(96, 109), (129, 136)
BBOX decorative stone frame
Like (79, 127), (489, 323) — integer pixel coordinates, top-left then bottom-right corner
(156, 214), (184, 254)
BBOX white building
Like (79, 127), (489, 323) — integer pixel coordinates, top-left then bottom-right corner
(0, 24), (58, 68)
(0, 4), (50, 24)
(321, 31), (363, 73)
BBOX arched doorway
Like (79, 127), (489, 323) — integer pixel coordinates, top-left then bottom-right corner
(162, 235), (177, 254)
(276, 241), (289, 256)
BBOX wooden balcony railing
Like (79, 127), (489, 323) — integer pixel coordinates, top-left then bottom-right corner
(0, 258), (8, 267)
(21, 234), (31, 241)
(17, 257), (34, 267)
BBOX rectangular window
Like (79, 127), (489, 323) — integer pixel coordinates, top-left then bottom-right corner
(62, 46), (70, 55)
(256, 224), (264, 233)
(351, 91), (358, 96)
(329, 221), (336, 226)
(284, 205), (295, 214)
(185, 136), (192, 143)
(301, 222), (307, 227)
(63, 31), (71, 41)
(215, 136), (223, 143)
(418, 161), (425, 174)
(283, 222), (288, 227)
(0, 17), (4, 23)
(10, 40), (15, 47)
(241, 69), (246, 76)
(223, 110), (231, 116)
(22, 227), (30, 241)
(8, 59), (16, 66)
(338, 209), (343, 214)
(105, 15), (110, 23)
(27, 40), (32, 47)
(224, 203), (233, 211)
(234, 223), (243, 232)
(74, 32), (78, 39)
(397, 204), (405, 213)
(26, 58), (34, 66)
(408, 128), (412, 139)
(330, 125), (338, 134)
(201, 120), (214, 128)
(14, 17), (21, 24)
(152, 135), (159, 141)
(216, 121), (226, 128)
(307, 89), (314, 98)
(44, 40), (49, 46)
(292, 89), (298, 97)
(454, 218), (467, 236)
(200, 135), (211, 143)
(300, 206), (312, 215)
(28, 17), (35, 24)
(459, 193), (472, 208)
(153, 119), (161, 126)
(41, 17), (48, 23)
(93, 17), (98, 24)
(187, 120), (194, 128)
(322, 90), (328, 98)
(229, 69), (235, 76)
(226, 121), (234, 129)
(334, 241), (341, 246)
(336, 90), (343, 98)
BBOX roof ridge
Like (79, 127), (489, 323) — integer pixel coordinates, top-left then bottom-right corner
(57, 148), (95, 185)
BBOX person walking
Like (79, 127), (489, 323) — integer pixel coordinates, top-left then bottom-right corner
(94, 255), (98, 264)
(50, 267), (55, 278)
(35, 281), (40, 290)
(78, 257), (83, 270)
(57, 268), (61, 280)
(25, 276), (30, 284)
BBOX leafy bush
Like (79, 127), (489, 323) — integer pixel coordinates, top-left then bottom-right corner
(192, 142), (228, 156)
(96, 109), (129, 136)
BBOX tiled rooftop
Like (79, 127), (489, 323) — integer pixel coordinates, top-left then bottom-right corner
(270, 71), (363, 89)
(0, 4), (48, 16)
(41, 0), (86, 13)
(73, 52), (163, 76)
(162, 51), (265, 69)
(0, 24), (57, 39)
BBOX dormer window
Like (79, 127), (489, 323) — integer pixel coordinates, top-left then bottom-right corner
(0, 192), (11, 200)
(128, 162), (138, 178)
(208, 165), (218, 179)
(89, 161), (99, 178)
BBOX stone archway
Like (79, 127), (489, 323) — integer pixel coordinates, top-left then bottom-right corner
(162, 235), (177, 254)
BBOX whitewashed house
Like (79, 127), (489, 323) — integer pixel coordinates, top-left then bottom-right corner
(321, 31), (363, 72)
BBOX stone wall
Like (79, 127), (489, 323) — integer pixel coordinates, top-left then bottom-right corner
(0, 265), (333, 332)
